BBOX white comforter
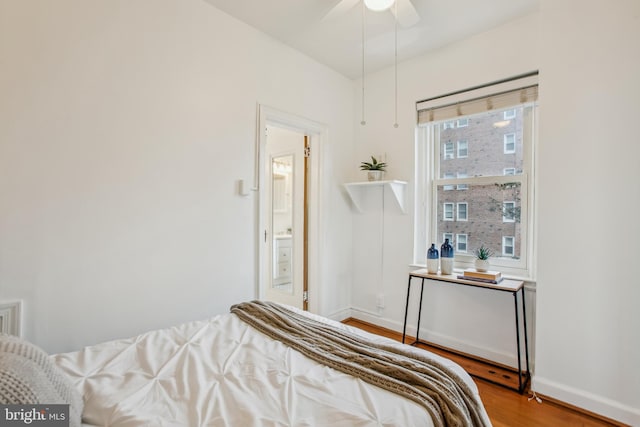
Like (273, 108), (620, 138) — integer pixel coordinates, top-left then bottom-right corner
(53, 307), (489, 426)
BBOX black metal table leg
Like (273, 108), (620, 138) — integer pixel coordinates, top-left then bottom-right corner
(414, 278), (426, 344)
(521, 286), (531, 386)
(402, 275), (412, 344)
(514, 290), (523, 393)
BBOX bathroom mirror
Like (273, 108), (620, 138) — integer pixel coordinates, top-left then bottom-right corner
(271, 155), (293, 293)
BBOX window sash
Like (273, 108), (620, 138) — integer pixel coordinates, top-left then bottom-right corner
(414, 102), (537, 277)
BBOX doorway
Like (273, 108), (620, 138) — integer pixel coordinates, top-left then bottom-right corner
(264, 126), (306, 309)
(257, 106), (324, 313)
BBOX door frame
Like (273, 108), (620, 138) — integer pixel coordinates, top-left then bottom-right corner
(256, 105), (325, 313)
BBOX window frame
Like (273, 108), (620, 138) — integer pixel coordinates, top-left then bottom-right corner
(503, 201), (516, 223)
(443, 202), (454, 221)
(456, 234), (468, 253)
(414, 103), (537, 278)
(502, 236), (515, 257)
(456, 118), (469, 128)
(504, 109), (516, 120)
(443, 141), (454, 159)
(456, 172), (468, 190)
(504, 133), (516, 154)
(443, 172), (454, 191)
(456, 202), (468, 221)
(457, 140), (468, 158)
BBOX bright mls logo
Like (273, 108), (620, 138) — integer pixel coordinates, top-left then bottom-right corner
(0, 405), (69, 426)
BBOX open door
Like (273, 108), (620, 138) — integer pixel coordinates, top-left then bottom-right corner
(257, 105), (325, 313)
(263, 126), (307, 309)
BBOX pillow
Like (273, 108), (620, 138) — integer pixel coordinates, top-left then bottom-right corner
(0, 333), (83, 427)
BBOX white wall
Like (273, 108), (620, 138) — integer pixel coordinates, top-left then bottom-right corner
(534, 1), (640, 424)
(0, 0), (355, 354)
(350, 13), (540, 368)
(350, 2), (640, 424)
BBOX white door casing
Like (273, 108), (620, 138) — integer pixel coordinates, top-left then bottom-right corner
(256, 105), (325, 313)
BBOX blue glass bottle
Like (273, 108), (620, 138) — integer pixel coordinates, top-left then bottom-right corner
(427, 243), (439, 274)
(440, 238), (454, 275)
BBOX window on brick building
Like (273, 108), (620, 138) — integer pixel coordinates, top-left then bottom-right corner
(504, 133), (516, 153)
(443, 173), (454, 190)
(457, 140), (468, 158)
(503, 201), (516, 222)
(457, 172), (468, 190)
(503, 236), (515, 256)
(415, 73), (538, 276)
(443, 203), (454, 221)
(457, 202), (468, 221)
(443, 142), (454, 159)
(457, 234), (468, 252)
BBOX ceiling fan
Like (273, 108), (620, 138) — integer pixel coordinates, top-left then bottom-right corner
(323, 0), (420, 27)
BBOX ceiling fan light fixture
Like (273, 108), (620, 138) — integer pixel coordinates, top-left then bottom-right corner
(363, 0), (395, 12)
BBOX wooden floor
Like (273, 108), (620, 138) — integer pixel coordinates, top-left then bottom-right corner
(342, 318), (626, 427)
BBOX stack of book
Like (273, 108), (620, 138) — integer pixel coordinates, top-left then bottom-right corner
(457, 269), (503, 284)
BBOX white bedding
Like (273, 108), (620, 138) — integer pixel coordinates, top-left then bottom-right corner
(52, 306), (490, 426)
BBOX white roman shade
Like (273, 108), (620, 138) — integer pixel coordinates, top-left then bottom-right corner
(417, 72), (539, 124)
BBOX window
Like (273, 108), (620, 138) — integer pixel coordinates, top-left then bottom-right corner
(503, 236), (515, 256)
(443, 142), (454, 159)
(415, 73), (537, 276)
(443, 172), (454, 191)
(456, 234), (468, 252)
(503, 201), (516, 222)
(457, 202), (468, 221)
(457, 140), (468, 158)
(504, 133), (516, 153)
(504, 109), (516, 120)
(443, 203), (454, 221)
(457, 172), (468, 190)
(443, 121), (455, 129)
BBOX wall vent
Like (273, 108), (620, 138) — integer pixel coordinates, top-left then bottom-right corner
(0, 301), (22, 337)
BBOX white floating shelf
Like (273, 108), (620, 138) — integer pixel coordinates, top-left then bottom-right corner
(343, 180), (408, 213)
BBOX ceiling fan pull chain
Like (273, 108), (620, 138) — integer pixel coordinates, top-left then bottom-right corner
(393, 0), (399, 128)
(361, 0), (366, 126)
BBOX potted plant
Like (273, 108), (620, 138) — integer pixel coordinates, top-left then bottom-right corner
(360, 156), (387, 181)
(474, 245), (494, 272)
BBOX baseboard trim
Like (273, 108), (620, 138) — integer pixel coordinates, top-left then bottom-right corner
(533, 376), (638, 426)
(348, 306), (521, 368)
(324, 306), (353, 322)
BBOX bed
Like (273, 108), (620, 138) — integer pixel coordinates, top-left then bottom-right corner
(4, 301), (492, 426)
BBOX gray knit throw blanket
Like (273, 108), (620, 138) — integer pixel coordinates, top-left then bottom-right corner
(0, 333), (83, 427)
(231, 300), (491, 427)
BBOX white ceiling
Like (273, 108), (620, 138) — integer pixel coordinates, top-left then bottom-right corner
(203, 0), (540, 79)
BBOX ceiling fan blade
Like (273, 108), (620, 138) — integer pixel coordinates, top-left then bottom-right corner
(391, 0), (420, 27)
(321, 0), (361, 22)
